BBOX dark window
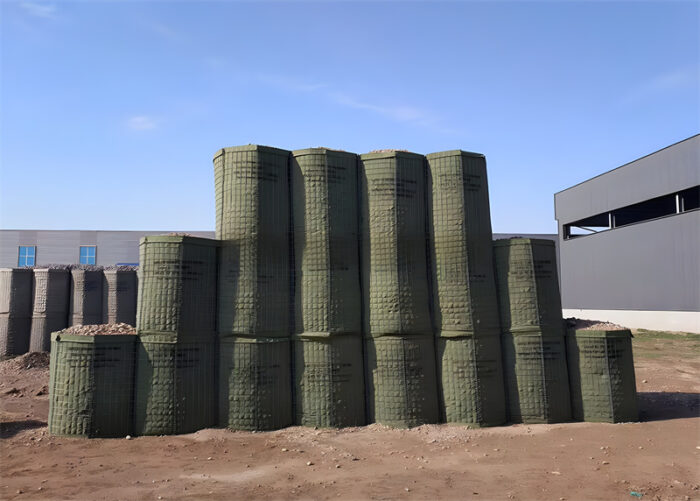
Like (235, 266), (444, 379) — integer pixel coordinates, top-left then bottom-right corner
(680, 186), (699, 211)
(612, 193), (676, 227)
(563, 185), (699, 239)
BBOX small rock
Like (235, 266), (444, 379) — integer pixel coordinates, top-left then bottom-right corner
(125, 435), (132, 440)
(602, 461), (610, 465)
(207, 457), (213, 461)
(282, 448), (288, 452)
(550, 471), (561, 475)
(306, 461), (314, 466)
(642, 380), (648, 383)
(335, 465), (340, 468)
(405, 488), (410, 492)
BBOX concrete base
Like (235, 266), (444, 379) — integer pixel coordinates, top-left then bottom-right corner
(563, 309), (700, 334)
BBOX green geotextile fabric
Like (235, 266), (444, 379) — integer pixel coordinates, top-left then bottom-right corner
(0, 315), (31, 356)
(133, 340), (216, 435)
(70, 269), (104, 326)
(493, 239), (563, 332)
(48, 333), (136, 437)
(293, 334), (365, 427)
(436, 335), (506, 426)
(566, 329), (638, 423)
(137, 236), (218, 341)
(292, 149), (362, 335)
(214, 145), (292, 338)
(501, 330), (571, 423)
(30, 269), (70, 352)
(426, 151), (501, 337)
(0, 268), (33, 316)
(359, 152), (432, 337)
(364, 335), (439, 427)
(219, 336), (292, 431)
(102, 269), (137, 325)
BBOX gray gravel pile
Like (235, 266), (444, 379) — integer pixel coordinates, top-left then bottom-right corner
(103, 265), (138, 271)
(58, 323), (136, 336)
(565, 318), (628, 331)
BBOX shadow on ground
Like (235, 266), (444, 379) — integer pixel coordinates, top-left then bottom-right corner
(0, 419), (47, 439)
(638, 392), (700, 422)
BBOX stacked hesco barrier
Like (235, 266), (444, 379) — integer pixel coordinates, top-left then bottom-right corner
(291, 148), (365, 428)
(494, 239), (571, 423)
(69, 266), (104, 326)
(214, 145), (293, 431)
(30, 267), (70, 352)
(102, 267), (138, 325)
(0, 268), (34, 356)
(49, 330), (136, 437)
(566, 328), (638, 423)
(133, 236), (218, 435)
(359, 151), (438, 428)
(426, 151), (506, 426)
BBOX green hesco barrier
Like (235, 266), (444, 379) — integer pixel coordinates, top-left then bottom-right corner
(293, 334), (365, 428)
(566, 329), (638, 423)
(30, 268), (70, 352)
(0, 316), (32, 356)
(365, 335), (439, 427)
(493, 239), (563, 332)
(426, 151), (501, 337)
(133, 339), (216, 435)
(0, 268), (33, 356)
(102, 268), (137, 325)
(0, 268), (33, 316)
(359, 151), (431, 337)
(48, 332), (136, 437)
(214, 145), (292, 338)
(501, 329), (571, 423)
(219, 336), (292, 431)
(136, 236), (218, 341)
(292, 148), (361, 335)
(436, 335), (506, 426)
(70, 268), (104, 326)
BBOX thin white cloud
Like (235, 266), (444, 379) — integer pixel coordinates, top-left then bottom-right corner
(19, 2), (57, 18)
(127, 115), (158, 131)
(205, 61), (463, 134)
(330, 92), (429, 123)
(622, 65), (698, 104)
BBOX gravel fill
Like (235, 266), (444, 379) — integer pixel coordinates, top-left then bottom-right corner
(565, 317), (628, 331)
(58, 323), (136, 336)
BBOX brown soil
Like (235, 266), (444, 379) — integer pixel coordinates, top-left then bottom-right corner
(1, 333), (698, 501)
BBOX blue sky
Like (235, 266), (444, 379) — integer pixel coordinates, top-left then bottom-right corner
(1, 1), (698, 233)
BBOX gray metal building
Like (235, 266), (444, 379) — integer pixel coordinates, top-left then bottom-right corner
(0, 229), (555, 268)
(0, 230), (216, 268)
(555, 134), (699, 333)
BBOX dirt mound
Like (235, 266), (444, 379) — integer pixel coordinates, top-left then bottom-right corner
(58, 323), (136, 336)
(1, 352), (50, 371)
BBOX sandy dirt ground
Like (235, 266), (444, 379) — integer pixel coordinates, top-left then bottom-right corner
(1, 330), (698, 501)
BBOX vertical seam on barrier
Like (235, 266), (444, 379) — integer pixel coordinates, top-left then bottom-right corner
(604, 336), (615, 422)
(325, 153), (332, 333)
(472, 338), (481, 424)
(529, 243), (539, 329)
(539, 334), (548, 421)
(394, 157), (402, 334)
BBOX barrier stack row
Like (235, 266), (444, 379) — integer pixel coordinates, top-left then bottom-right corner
(0, 266), (137, 356)
(45, 144), (638, 438)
